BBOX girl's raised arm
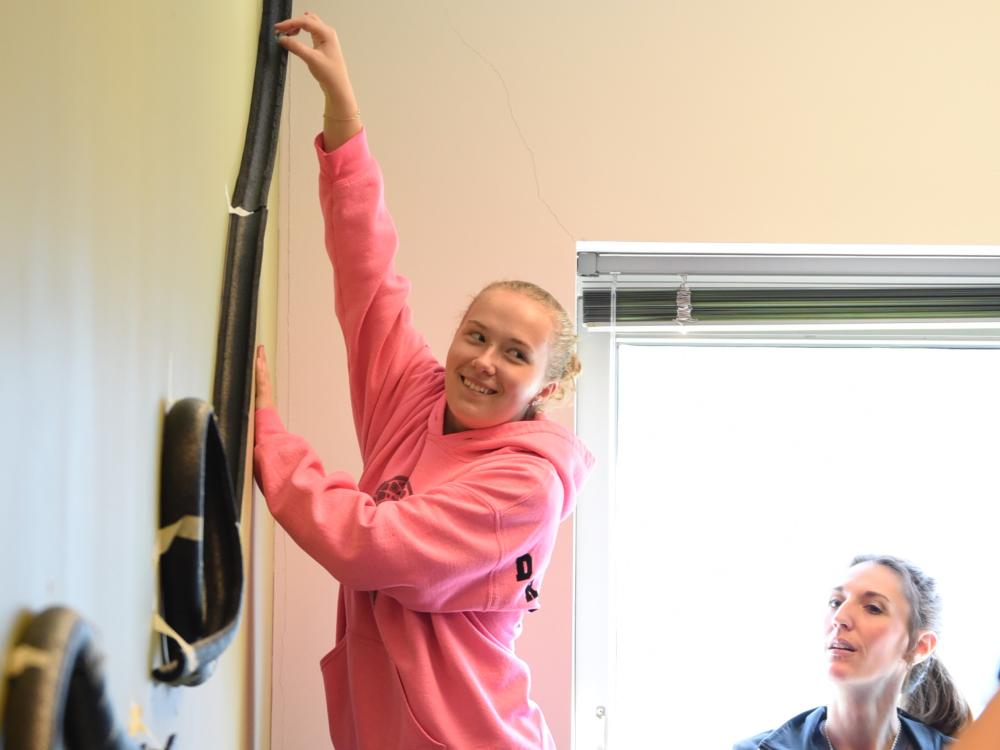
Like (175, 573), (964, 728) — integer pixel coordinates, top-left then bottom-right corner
(275, 12), (362, 151)
(272, 15), (437, 459)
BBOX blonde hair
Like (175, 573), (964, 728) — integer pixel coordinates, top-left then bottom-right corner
(468, 280), (581, 407)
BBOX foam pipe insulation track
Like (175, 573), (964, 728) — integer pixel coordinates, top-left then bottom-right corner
(153, 0), (290, 687)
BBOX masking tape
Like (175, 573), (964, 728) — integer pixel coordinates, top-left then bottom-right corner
(6, 644), (52, 677)
(151, 613), (199, 673)
(225, 185), (254, 217)
(154, 515), (203, 558)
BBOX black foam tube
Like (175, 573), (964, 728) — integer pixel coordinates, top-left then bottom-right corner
(153, 0), (289, 686)
(213, 0), (292, 518)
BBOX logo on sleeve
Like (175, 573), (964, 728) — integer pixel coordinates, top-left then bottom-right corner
(516, 553), (539, 604)
(373, 475), (412, 505)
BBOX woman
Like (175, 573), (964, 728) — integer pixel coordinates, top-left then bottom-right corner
(734, 555), (972, 750)
(253, 12), (593, 750)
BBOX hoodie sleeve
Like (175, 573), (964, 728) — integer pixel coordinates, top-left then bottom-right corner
(254, 407), (563, 613)
(316, 130), (441, 461)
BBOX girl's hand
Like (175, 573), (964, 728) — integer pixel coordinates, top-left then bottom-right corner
(255, 345), (276, 412)
(275, 12), (362, 149)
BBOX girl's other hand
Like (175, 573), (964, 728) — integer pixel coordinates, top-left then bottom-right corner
(255, 345), (276, 411)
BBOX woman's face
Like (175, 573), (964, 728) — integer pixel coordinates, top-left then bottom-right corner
(824, 562), (913, 687)
(443, 288), (556, 433)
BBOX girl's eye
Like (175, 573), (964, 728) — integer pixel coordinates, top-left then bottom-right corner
(828, 598), (843, 609)
(865, 604), (884, 615)
(468, 331), (485, 343)
(509, 349), (527, 362)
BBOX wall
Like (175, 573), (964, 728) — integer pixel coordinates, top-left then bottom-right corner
(275, 2), (1000, 748)
(2, 2), (277, 747)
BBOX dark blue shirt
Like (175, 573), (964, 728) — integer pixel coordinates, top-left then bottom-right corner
(733, 707), (953, 750)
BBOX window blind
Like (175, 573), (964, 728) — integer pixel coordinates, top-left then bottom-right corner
(577, 250), (1000, 325)
(581, 286), (1000, 325)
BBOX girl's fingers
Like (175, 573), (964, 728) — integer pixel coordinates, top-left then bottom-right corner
(255, 345), (274, 410)
(274, 13), (330, 40)
(276, 33), (322, 63)
(274, 13), (349, 104)
(256, 345), (269, 374)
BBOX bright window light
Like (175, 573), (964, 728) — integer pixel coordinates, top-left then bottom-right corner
(610, 344), (1000, 748)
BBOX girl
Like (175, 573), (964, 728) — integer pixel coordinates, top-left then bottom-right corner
(253, 13), (593, 749)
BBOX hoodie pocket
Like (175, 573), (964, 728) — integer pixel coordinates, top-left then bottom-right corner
(320, 634), (446, 749)
(395, 684), (446, 749)
(320, 639), (355, 749)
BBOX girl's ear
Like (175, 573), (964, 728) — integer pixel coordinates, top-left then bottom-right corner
(533, 381), (558, 406)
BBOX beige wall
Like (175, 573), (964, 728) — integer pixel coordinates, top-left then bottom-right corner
(2, 2), (277, 747)
(275, 1), (1000, 748)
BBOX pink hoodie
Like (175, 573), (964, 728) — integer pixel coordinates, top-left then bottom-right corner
(253, 130), (594, 749)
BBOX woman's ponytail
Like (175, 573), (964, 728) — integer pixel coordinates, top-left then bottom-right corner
(902, 655), (973, 737)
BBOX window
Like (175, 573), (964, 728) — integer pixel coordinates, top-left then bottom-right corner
(573, 245), (1000, 749)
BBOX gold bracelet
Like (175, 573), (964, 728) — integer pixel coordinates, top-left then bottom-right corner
(323, 109), (361, 121)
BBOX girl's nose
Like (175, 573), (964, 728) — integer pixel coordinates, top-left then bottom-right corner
(473, 351), (497, 375)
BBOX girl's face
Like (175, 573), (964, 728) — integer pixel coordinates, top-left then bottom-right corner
(824, 562), (924, 688)
(443, 288), (557, 433)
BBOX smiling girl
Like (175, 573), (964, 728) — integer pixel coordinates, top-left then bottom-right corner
(735, 555), (971, 750)
(252, 12), (593, 750)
